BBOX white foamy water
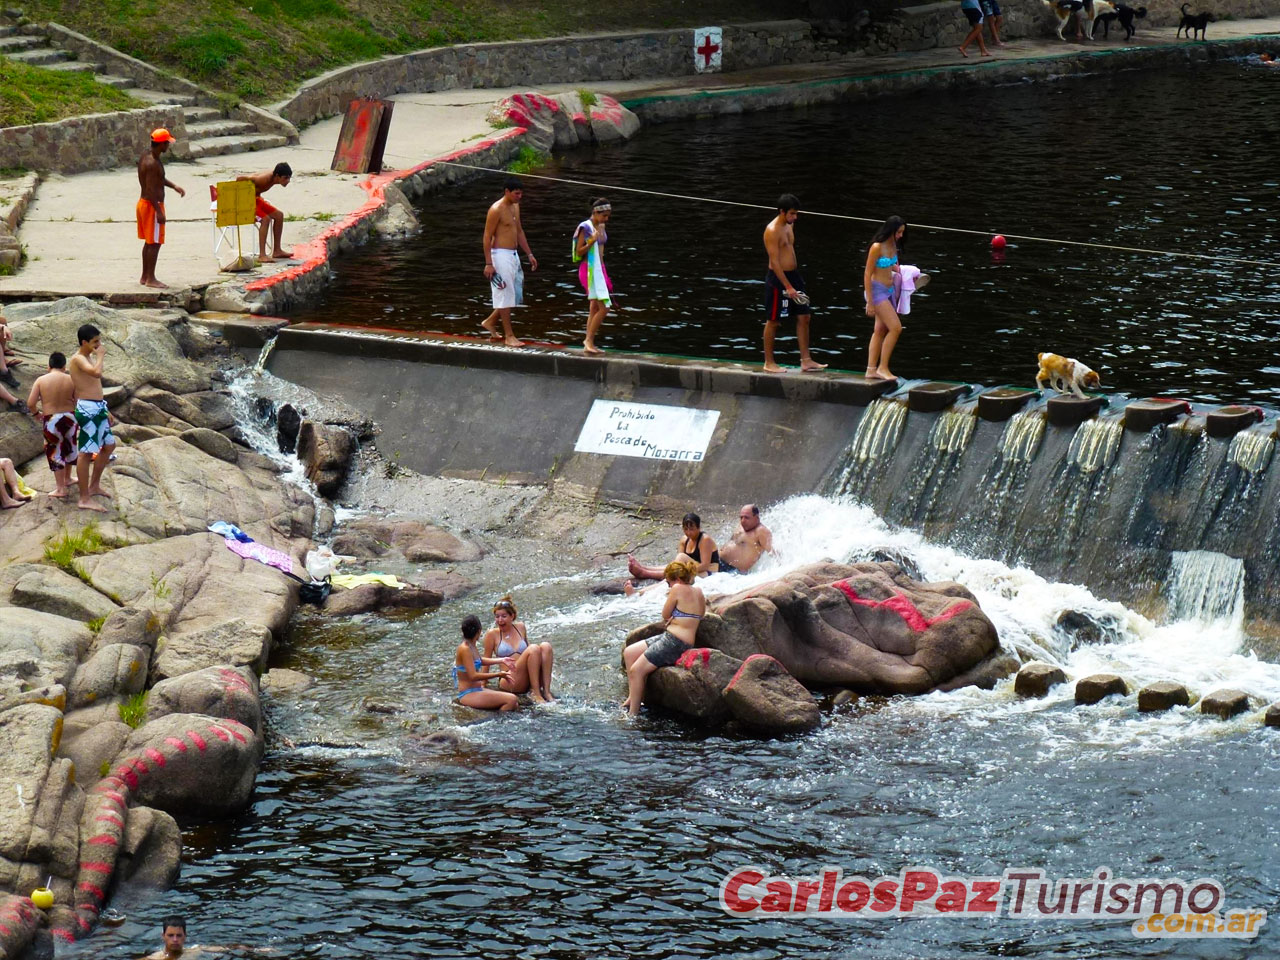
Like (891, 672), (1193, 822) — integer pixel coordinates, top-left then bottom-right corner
(575, 494), (1280, 743)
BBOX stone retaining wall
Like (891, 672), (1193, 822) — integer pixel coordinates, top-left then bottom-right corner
(0, 105), (187, 175)
(274, 21), (831, 126)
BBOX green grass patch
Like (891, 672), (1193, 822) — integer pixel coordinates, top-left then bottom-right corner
(44, 522), (107, 573)
(507, 145), (547, 175)
(118, 691), (149, 728)
(86, 616), (106, 634)
(16, 0), (803, 104)
(0, 57), (143, 126)
(578, 88), (598, 108)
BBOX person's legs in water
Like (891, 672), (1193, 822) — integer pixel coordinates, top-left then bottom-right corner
(624, 653), (659, 716)
(537, 642), (555, 700)
(458, 688), (519, 711)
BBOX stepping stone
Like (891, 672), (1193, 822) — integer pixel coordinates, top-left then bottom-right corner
(1137, 681), (1190, 712)
(978, 386), (1037, 422)
(907, 381), (970, 413)
(1047, 394), (1105, 428)
(1265, 703), (1280, 728)
(1074, 673), (1128, 705)
(1123, 398), (1191, 433)
(1206, 405), (1264, 439)
(1199, 689), (1249, 720)
(1015, 661), (1066, 698)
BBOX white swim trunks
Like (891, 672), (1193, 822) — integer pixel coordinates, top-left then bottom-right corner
(489, 248), (523, 310)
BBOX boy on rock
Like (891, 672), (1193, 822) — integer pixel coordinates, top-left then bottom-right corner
(69, 324), (115, 512)
(27, 351), (77, 498)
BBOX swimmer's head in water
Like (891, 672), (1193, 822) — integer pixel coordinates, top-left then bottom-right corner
(664, 559), (698, 584)
(161, 916), (186, 955)
(461, 615), (482, 641)
(493, 596), (518, 620)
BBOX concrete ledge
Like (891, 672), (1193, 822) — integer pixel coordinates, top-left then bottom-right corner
(277, 323), (901, 407)
(0, 105), (187, 175)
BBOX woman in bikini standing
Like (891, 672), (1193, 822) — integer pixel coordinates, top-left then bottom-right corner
(454, 615), (518, 711)
(621, 559), (706, 717)
(482, 596), (556, 703)
(864, 215), (908, 382)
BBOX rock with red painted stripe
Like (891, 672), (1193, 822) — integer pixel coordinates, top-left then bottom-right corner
(0, 892), (43, 958)
(705, 561), (1000, 695)
(145, 665), (262, 734)
(111, 713), (262, 817)
(643, 646), (739, 722)
(721, 655), (821, 734)
(587, 95), (641, 144)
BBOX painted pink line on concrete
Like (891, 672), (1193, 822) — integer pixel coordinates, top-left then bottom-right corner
(165, 736), (188, 752)
(145, 747), (166, 767)
(115, 768), (138, 790)
(724, 653), (779, 692)
(832, 579), (972, 632)
(75, 902), (98, 915)
(76, 882), (105, 901)
(74, 914), (92, 931)
(95, 813), (123, 827)
(127, 756), (149, 775)
(86, 834), (118, 846)
(245, 127), (526, 294)
(187, 730), (207, 752)
(52, 929), (74, 943)
(0, 922), (10, 936)
(209, 724), (231, 743)
(676, 647), (711, 670)
(79, 861), (111, 874)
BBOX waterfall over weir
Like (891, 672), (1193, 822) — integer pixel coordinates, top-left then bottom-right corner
(821, 397), (1280, 631)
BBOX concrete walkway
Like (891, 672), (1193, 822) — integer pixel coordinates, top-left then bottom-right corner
(1, 16), (1278, 306)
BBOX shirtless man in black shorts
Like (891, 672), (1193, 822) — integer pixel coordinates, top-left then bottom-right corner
(763, 194), (827, 374)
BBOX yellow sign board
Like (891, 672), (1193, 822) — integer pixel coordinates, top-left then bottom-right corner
(215, 180), (257, 228)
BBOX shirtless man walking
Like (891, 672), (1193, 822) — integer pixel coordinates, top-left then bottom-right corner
(236, 162), (292, 262)
(137, 128), (185, 289)
(481, 177), (538, 347)
(718, 504), (775, 575)
(26, 351), (77, 499)
(763, 194), (827, 374)
(69, 324), (114, 512)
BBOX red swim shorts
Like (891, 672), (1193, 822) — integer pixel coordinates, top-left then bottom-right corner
(255, 196), (279, 219)
(136, 199), (165, 245)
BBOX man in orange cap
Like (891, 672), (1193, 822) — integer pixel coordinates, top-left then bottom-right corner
(137, 128), (186, 288)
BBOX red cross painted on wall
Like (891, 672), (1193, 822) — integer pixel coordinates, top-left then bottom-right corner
(697, 34), (720, 68)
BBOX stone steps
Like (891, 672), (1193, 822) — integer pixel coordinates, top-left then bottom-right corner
(184, 133), (289, 160)
(5, 45), (72, 66)
(183, 106), (223, 123)
(0, 33), (40, 52)
(131, 88), (198, 107)
(43, 59), (98, 74)
(93, 73), (137, 89)
(185, 118), (257, 140)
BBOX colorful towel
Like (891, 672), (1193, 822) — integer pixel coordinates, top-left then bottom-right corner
(208, 521), (254, 543)
(225, 538), (296, 577)
(42, 412), (78, 471)
(573, 220), (612, 305)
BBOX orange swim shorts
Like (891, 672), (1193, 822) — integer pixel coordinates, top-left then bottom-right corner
(136, 199), (165, 245)
(255, 196), (279, 220)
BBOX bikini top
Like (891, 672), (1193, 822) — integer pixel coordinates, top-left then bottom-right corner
(452, 657), (483, 685)
(683, 531), (720, 567)
(495, 625), (528, 658)
(670, 608), (703, 620)
(875, 253), (899, 269)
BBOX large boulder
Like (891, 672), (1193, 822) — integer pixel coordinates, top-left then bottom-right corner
(10, 567), (118, 622)
(296, 420), (355, 497)
(58, 718), (132, 785)
(0, 608), (93, 692)
(146, 665), (262, 733)
(5, 298), (208, 394)
(179, 427), (239, 463)
(701, 562), (1000, 695)
(588, 95), (642, 143)
(333, 518), (482, 563)
(721, 654), (821, 734)
(322, 583), (443, 617)
(68, 643), (148, 708)
(110, 713), (263, 817)
(115, 805), (182, 888)
(151, 619), (273, 682)
(642, 644), (738, 722)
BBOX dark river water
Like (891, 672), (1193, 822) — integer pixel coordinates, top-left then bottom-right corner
(294, 60), (1280, 405)
(73, 64), (1280, 959)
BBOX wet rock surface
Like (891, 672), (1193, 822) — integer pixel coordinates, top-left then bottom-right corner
(1137, 681), (1192, 712)
(1074, 673), (1129, 705)
(1015, 662), (1067, 698)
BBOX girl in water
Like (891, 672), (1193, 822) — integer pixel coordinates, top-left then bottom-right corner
(620, 560), (706, 717)
(483, 596), (556, 703)
(453, 615), (518, 711)
(864, 215), (907, 382)
(573, 197), (613, 356)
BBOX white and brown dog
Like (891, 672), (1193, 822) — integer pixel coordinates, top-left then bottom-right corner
(1042, 0), (1116, 40)
(1036, 353), (1102, 398)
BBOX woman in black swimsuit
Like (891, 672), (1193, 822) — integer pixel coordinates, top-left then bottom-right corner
(626, 512), (720, 584)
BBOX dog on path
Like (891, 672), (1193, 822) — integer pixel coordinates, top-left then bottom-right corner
(1092, 3), (1146, 39)
(1177, 3), (1216, 39)
(1036, 353), (1102, 398)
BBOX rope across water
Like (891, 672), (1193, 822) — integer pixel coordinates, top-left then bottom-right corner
(432, 159), (1280, 270)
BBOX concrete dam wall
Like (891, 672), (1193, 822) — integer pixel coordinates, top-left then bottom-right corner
(267, 326), (1280, 637)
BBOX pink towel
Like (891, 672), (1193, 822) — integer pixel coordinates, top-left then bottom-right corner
(225, 538), (296, 577)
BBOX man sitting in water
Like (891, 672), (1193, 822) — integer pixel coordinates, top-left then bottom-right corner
(717, 503), (774, 575)
(142, 915), (269, 958)
(627, 512), (721, 585)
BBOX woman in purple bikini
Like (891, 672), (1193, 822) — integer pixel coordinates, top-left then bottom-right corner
(863, 215), (908, 382)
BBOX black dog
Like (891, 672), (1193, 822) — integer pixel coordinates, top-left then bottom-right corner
(1177, 2), (1215, 40)
(1092, 3), (1146, 39)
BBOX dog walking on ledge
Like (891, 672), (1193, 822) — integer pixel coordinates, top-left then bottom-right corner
(1036, 353), (1102, 399)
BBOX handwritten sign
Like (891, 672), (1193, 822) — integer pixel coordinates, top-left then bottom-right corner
(574, 400), (719, 462)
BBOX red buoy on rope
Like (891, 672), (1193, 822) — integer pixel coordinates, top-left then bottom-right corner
(991, 234), (1007, 249)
